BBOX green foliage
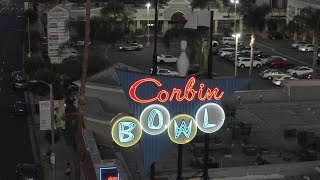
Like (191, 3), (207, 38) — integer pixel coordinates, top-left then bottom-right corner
(239, 2), (271, 32)
(191, 0), (224, 10)
(30, 30), (41, 53)
(292, 7), (320, 43)
(52, 53), (107, 79)
(24, 9), (38, 24)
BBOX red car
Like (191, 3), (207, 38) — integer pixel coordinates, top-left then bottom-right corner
(267, 59), (294, 68)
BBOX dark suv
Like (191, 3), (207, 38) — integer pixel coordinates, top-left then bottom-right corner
(268, 32), (283, 40)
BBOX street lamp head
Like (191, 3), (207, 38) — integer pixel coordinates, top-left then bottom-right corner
(146, 3), (151, 8)
(232, 33), (241, 38)
(231, 0), (239, 4)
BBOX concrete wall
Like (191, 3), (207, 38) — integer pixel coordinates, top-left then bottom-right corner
(226, 89), (288, 104)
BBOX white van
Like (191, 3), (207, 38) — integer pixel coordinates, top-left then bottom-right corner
(221, 37), (236, 45)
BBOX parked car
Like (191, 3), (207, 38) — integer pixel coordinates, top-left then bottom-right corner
(188, 72), (219, 79)
(213, 44), (231, 54)
(255, 54), (271, 61)
(149, 68), (178, 76)
(268, 32), (283, 40)
(298, 44), (314, 52)
(237, 58), (262, 68)
(16, 163), (39, 180)
(272, 76), (297, 86)
(13, 76), (28, 89)
(241, 47), (261, 55)
(228, 53), (250, 63)
(11, 100), (26, 116)
(259, 69), (287, 80)
(266, 59), (294, 68)
(220, 48), (235, 58)
(119, 43), (143, 51)
(260, 56), (287, 65)
(291, 41), (308, 48)
(11, 70), (24, 81)
(157, 54), (178, 63)
(218, 48), (234, 57)
(286, 66), (313, 77)
(298, 72), (316, 79)
(221, 37), (237, 45)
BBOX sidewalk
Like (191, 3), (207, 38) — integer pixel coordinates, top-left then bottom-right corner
(27, 92), (75, 180)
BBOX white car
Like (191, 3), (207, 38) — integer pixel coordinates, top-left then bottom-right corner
(149, 68), (178, 76)
(61, 48), (79, 59)
(119, 43), (143, 51)
(157, 54), (178, 63)
(272, 76), (297, 86)
(259, 69), (287, 80)
(240, 47), (261, 55)
(218, 48), (234, 56)
(237, 58), (262, 68)
(298, 44), (314, 52)
(286, 66), (313, 77)
(260, 56), (287, 64)
(291, 41), (308, 48)
(220, 49), (235, 58)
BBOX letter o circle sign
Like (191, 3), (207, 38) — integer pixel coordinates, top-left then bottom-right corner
(111, 116), (142, 147)
(140, 104), (170, 135)
(167, 114), (197, 144)
(195, 103), (225, 133)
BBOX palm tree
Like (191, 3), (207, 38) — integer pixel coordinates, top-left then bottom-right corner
(239, 2), (271, 76)
(291, 7), (320, 78)
(75, 0), (91, 178)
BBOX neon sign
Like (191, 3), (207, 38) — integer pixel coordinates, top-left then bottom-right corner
(100, 167), (120, 180)
(111, 103), (225, 147)
(129, 77), (225, 104)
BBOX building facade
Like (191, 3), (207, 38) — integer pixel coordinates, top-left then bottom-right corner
(133, 0), (244, 35)
(287, 0), (320, 23)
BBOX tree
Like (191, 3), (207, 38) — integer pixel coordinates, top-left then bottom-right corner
(191, 0), (224, 11)
(239, 2), (271, 76)
(76, 0), (91, 177)
(291, 7), (320, 78)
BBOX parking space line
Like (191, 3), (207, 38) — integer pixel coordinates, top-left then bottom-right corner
(256, 42), (312, 67)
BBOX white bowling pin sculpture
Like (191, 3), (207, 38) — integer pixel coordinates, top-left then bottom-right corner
(176, 40), (189, 77)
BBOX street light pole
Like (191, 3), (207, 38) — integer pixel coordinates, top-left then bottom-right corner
(49, 83), (55, 180)
(146, 3), (151, 46)
(27, 17), (31, 58)
(231, 0), (239, 33)
(233, 33), (240, 77)
(30, 80), (55, 180)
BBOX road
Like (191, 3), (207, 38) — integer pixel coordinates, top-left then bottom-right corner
(0, 0), (33, 178)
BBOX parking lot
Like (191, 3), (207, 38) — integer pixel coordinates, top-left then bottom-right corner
(90, 35), (318, 91)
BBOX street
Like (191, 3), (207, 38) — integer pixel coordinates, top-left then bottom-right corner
(0, 0), (33, 178)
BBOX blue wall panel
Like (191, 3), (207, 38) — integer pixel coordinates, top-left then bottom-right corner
(116, 70), (253, 169)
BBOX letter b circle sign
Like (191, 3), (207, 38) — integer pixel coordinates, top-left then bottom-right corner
(111, 116), (142, 147)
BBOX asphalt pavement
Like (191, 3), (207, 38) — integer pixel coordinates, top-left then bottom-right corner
(0, 0), (33, 178)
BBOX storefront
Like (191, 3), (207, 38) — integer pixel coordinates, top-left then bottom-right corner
(132, 0), (244, 35)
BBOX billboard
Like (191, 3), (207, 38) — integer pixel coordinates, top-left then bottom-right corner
(39, 100), (65, 130)
(47, 6), (69, 64)
(112, 70), (253, 168)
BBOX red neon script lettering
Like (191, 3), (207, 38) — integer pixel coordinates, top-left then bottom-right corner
(107, 177), (118, 180)
(129, 77), (225, 103)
